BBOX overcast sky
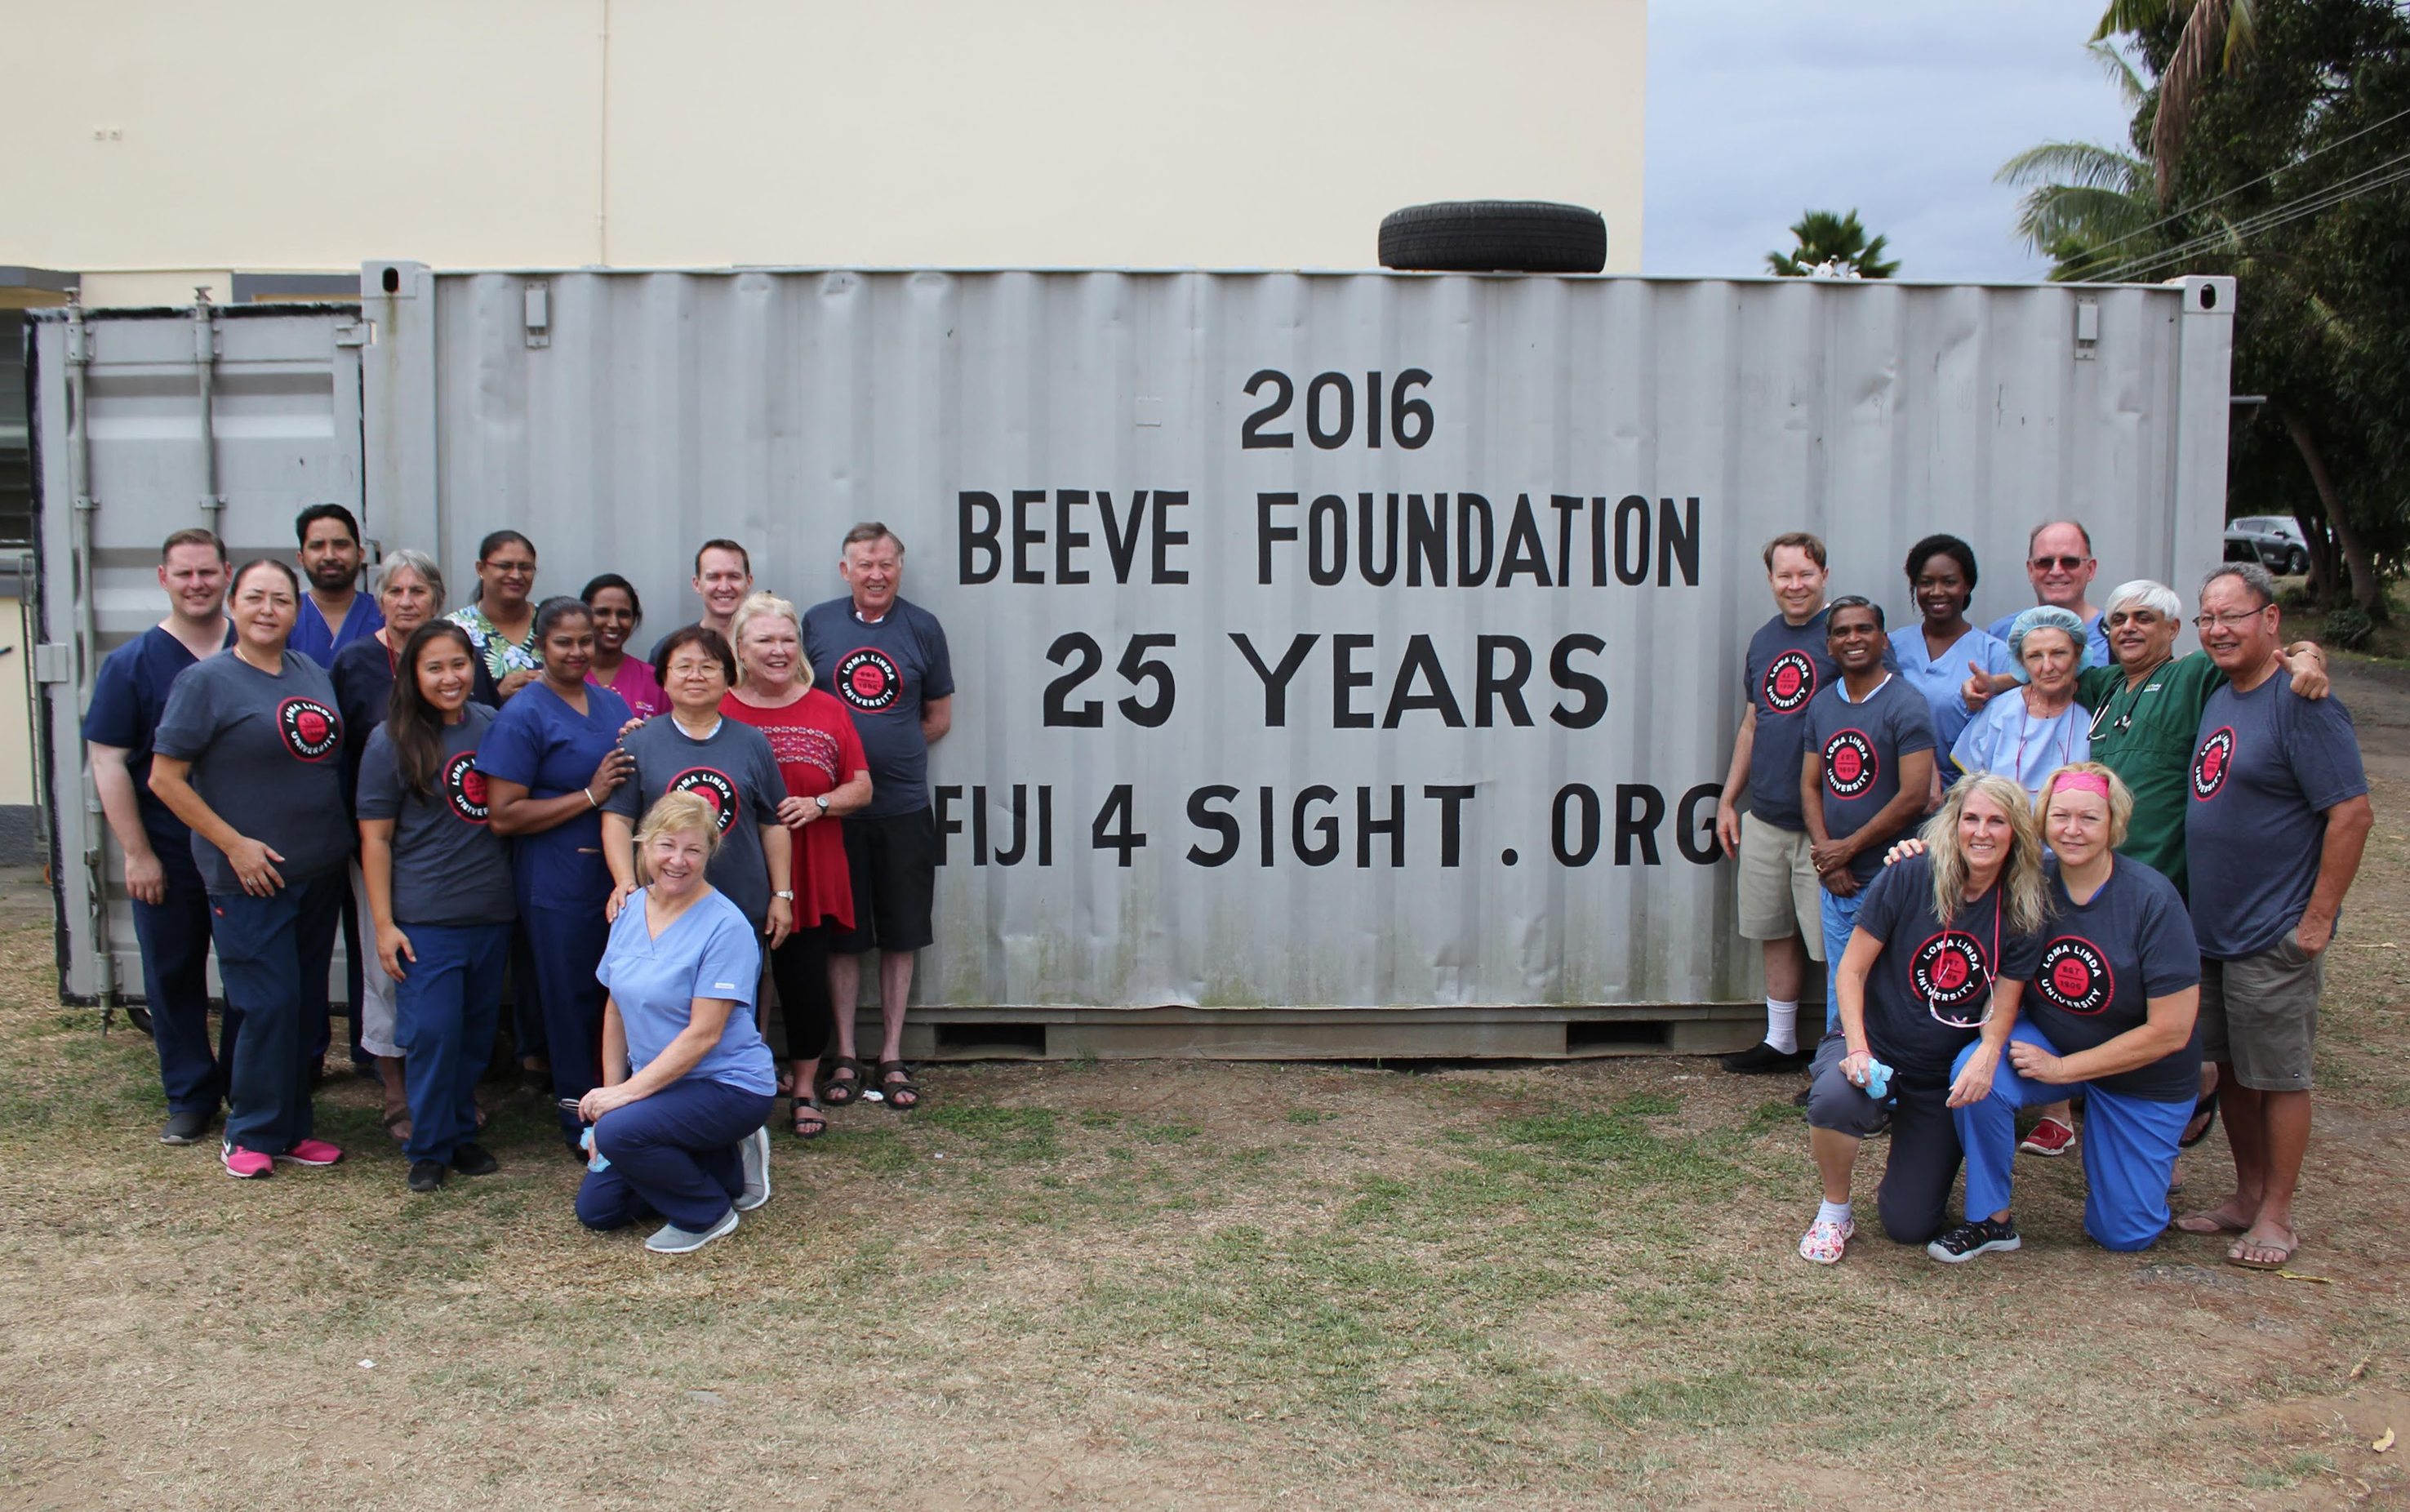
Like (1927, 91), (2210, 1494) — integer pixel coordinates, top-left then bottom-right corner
(1644, 0), (2140, 281)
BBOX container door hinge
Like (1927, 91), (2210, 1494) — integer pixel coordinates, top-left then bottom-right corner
(334, 320), (371, 349)
(33, 644), (74, 684)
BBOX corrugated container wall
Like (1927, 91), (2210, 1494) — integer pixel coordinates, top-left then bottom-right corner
(39, 269), (2234, 1036)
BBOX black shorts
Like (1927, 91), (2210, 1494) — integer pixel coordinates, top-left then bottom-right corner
(834, 808), (936, 955)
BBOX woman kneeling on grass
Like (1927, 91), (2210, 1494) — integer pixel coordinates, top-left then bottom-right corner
(1799, 772), (2045, 1265)
(1934, 763), (2201, 1258)
(576, 791), (776, 1255)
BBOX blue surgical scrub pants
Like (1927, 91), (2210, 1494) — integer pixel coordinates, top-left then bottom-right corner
(211, 870), (342, 1155)
(1820, 887), (1866, 1031)
(576, 1077), (775, 1233)
(1951, 1021), (2192, 1252)
(522, 891), (611, 1148)
(131, 853), (237, 1116)
(393, 922), (512, 1167)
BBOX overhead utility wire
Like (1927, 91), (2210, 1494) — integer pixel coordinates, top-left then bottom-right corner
(2088, 149), (2410, 282)
(2094, 158), (2410, 282)
(2048, 101), (2410, 281)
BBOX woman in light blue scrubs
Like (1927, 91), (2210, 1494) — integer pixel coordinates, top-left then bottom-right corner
(1890, 535), (2017, 789)
(479, 597), (636, 1153)
(576, 790), (777, 1256)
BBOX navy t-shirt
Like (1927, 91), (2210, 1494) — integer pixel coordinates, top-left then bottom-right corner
(2024, 857), (2203, 1102)
(1741, 610), (1839, 830)
(1802, 673), (1936, 883)
(355, 705), (516, 927)
(800, 596), (954, 817)
(1851, 853), (2042, 1085)
(82, 625), (225, 866)
(2185, 669), (2367, 959)
(604, 717), (785, 931)
(330, 635), (398, 816)
(152, 650), (351, 892)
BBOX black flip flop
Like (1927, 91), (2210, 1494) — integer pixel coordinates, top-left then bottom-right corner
(2179, 1088), (2221, 1150)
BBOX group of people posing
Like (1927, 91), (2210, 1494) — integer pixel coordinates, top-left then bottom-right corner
(85, 509), (954, 1254)
(1712, 523), (2370, 1271)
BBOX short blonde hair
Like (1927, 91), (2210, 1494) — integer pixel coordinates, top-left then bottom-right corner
(727, 591), (811, 688)
(634, 791), (725, 879)
(2039, 761), (2134, 850)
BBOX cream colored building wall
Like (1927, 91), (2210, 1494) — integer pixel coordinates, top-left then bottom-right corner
(8, 0), (1643, 288)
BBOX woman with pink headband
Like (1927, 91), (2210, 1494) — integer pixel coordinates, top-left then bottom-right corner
(1928, 761), (2203, 1261)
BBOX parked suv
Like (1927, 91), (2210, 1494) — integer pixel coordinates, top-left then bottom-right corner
(2225, 514), (2309, 576)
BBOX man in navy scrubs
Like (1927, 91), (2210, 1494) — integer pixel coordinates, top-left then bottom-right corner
(83, 527), (234, 1145)
(288, 503), (382, 667)
(287, 502), (383, 1076)
(801, 523), (954, 1111)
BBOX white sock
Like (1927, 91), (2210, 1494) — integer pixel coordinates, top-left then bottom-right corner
(1817, 1199), (1852, 1229)
(1764, 998), (1800, 1054)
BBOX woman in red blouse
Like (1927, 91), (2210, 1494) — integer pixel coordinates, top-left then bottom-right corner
(721, 592), (873, 1136)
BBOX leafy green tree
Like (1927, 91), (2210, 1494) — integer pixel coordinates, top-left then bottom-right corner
(1766, 210), (1901, 278)
(2018, 0), (2407, 616)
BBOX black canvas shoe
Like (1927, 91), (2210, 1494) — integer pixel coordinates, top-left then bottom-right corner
(451, 1142), (499, 1176)
(1721, 1040), (1810, 1074)
(158, 1109), (211, 1145)
(407, 1159), (447, 1194)
(1927, 1216), (2021, 1263)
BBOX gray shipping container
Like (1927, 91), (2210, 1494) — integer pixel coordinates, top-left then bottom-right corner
(33, 265), (2234, 1058)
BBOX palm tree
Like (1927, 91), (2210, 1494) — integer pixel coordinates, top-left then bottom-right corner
(1766, 210), (1901, 278)
(1998, 42), (2158, 278)
(2094, 0), (2259, 199)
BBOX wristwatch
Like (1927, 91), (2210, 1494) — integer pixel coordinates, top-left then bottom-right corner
(771, 889), (794, 900)
(814, 794), (830, 813)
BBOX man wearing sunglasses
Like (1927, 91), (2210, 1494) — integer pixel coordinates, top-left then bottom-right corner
(2174, 563), (2369, 1273)
(1985, 521), (2113, 669)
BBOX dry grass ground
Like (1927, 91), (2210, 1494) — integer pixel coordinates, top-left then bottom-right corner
(6, 661), (2410, 1509)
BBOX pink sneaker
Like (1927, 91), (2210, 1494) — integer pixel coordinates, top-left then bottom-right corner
(1798, 1216), (1854, 1265)
(222, 1144), (273, 1180)
(2019, 1117), (2076, 1158)
(277, 1138), (345, 1167)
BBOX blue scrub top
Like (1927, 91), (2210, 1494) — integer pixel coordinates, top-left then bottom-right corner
(289, 592), (384, 668)
(476, 678), (633, 910)
(1889, 624), (2016, 753)
(1950, 688), (2091, 799)
(597, 887), (775, 1096)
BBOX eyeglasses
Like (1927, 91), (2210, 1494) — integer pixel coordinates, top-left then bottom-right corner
(2191, 608), (2271, 631)
(482, 559), (536, 577)
(2030, 555), (2091, 571)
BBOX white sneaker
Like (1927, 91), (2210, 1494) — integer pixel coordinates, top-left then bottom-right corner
(736, 1125), (771, 1212)
(645, 1207), (740, 1255)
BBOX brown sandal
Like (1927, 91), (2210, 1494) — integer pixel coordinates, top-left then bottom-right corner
(791, 1094), (826, 1140)
(818, 1056), (865, 1106)
(874, 1061), (921, 1112)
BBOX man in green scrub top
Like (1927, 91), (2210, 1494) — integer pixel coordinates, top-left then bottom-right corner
(1968, 578), (2329, 894)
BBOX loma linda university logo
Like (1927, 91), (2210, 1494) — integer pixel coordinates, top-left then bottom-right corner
(277, 697), (340, 762)
(2192, 726), (2235, 801)
(666, 767), (740, 834)
(835, 647), (904, 714)
(442, 751), (490, 825)
(1762, 650), (1816, 714)
(1823, 728), (1878, 798)
(2034, 936), (2114, 1016)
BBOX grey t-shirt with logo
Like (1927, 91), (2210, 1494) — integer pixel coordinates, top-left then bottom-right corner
(605, 716), (785, 931)
(1801, 673), (1936, 884)
(354, 705), (516, 928)
(801, 595), (954, 817)
(153, 650), (352, 893)
(2185, 669), (2367, 960)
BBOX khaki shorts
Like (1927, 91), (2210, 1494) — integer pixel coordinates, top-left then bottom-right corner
(1737, 812), (1825, 960)
(2199, 930), (2323, 1092)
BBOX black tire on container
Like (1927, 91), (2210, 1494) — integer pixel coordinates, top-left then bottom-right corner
(1378, 201), (1607, 274)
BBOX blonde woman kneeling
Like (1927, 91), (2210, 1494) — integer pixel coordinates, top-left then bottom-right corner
(1799, 773), (2047, 1264)
(576, 792), (778, 1255)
